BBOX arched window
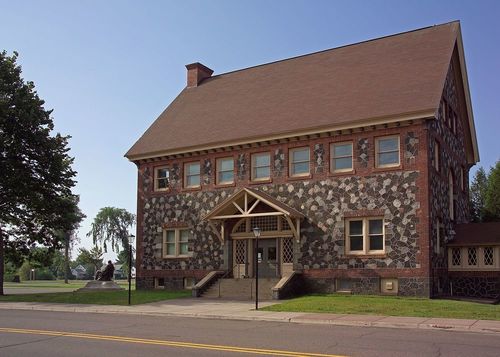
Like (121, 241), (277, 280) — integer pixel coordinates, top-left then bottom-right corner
(448, 171), (454, 220)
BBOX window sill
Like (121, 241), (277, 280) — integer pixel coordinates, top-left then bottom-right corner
(328, 169), (355, 177)
(214, 182), (236, 189)
(181, 186), (202, 193)
(372, 165), (402, 173)
(344, 253), (386, 259)
(287, 174), (312, 181)
(249, 178), (272, 185)
(162, 255), (192, 260)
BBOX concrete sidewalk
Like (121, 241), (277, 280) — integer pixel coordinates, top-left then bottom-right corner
(0, 298), (499, 335)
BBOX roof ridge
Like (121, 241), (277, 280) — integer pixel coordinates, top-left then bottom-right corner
(209, 20), (460, 79)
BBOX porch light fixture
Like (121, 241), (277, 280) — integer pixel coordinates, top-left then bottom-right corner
(253, 227), (261, 310)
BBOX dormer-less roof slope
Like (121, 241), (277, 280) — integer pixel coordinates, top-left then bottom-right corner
(126, 21), (478, 163)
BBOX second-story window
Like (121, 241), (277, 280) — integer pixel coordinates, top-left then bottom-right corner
(184, 162), (200, 188)
(217, 157), (234, 185)
(251, 152), (271, 181)
(289, 147), (310, 177)
(331, 142), (353, 172)
(154, 167), (169, 191)
(375, 136), (400, 168)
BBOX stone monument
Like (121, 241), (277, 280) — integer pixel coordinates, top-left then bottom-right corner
(78, 260), (124, 291)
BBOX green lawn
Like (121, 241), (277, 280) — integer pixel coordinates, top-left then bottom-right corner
(0, 289), (191, 305)
(3, 280), (88, 289)
(262, 294), (500, 321)
(3, 279), (134, 290)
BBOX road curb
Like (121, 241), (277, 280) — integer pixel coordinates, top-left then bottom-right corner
(0, 303), (499, 335)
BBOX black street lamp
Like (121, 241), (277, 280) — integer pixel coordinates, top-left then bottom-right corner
(252, 227), (261, 310)
(128, 234), (135, 305)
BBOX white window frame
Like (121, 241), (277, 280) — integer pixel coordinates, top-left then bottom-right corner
(330, 142), (353, 173)
(184, 162), (201, 189)
(448, 246), (500, 271)
(154, 166), (170, 191)
(345, 217), (385, 255)
(163, 228), (190, 258)
(251, 152), (271, 181)
(289, 147), (310, 177)
(216, 157), (234, 185)
(375, 135), (400, 168)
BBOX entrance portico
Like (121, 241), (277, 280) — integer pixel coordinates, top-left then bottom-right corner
(204, 188), (303, 278)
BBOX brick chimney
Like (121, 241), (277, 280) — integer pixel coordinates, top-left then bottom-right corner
(185, 62), (214, 87)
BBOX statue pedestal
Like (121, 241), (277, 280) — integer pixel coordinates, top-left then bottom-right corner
(78, 280), (124, 291)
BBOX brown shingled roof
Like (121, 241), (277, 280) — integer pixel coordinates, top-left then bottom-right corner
(126, 22), (462, 160)
(448, 222), (500, 246)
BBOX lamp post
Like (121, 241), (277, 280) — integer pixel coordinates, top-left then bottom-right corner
(128, 234), (135, 305)
(252, 227), (261, 310)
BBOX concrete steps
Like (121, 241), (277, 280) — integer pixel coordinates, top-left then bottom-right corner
(202, 278), (279, 300)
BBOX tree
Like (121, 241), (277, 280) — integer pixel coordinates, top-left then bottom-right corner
(484, 161), (500, 222)
(76, 246), (104, 279)
(470, 167), (488, 222)
(0, 51), (78, 294)
(116, 248), (135, 279)
(58, 196), (85, 283)
(87, 207), (135, 256)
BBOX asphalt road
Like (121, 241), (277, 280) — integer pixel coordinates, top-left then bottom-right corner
(0, 310), (499, 357)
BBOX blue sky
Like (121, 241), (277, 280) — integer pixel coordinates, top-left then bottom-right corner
(1, 0), (499, 259)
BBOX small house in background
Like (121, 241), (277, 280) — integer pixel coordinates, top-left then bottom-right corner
(113, 264), (126, 280)
(126, 21), (499, 299)
(71, 265), (87, 280)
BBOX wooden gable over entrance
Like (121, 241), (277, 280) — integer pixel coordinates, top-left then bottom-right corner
(203, 188), (304, 243)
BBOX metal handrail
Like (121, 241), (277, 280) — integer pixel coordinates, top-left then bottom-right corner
(218, 264), (240, 298)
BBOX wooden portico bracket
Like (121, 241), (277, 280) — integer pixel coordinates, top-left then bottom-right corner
(204, 188), (304, 243)
(207, 220), (224, 243)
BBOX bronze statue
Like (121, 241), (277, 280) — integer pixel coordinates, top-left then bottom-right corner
(95, 260), (115, 281)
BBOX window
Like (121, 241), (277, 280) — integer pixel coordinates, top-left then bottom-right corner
(184, 162), (200, 188)
(484, 247), (494, 266)
(449, 246), (499, 270)
(448, 171), (454, 220)
(434, 141), (440, 172)
(451, 248), (461, 266)
(251, 152), (271, 181)
(346, 218), (385, 255)
(216, 157), (234, 185)
(467, 247), (478, 266)
(163, 228), (190, 258)
(330, 142), (353, 172)
(289, 147), (310, 177)
(154, 167), (169, 191)
(375, 136), (400, 168)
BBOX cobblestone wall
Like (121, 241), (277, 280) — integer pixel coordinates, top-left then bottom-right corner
(428, 61), (472, 296)
(138, 170), (425, 295)
(450, 277), (500, 299)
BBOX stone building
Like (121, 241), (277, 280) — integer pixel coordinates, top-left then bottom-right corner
(125, 22), (497, 298)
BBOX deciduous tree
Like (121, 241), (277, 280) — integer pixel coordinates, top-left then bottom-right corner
(0, 51), (78, 294)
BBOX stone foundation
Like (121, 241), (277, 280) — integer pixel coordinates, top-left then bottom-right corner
(450, 277), (500, 299)
(398, 277), (430, 297)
